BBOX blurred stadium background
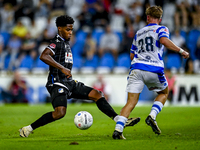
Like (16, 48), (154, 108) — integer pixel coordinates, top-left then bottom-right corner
(0, 0), (200, 106)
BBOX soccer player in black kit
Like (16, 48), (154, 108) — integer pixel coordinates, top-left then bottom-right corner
(19, 15), (140, 138)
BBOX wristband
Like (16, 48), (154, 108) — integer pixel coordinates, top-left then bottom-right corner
(179, 48), (184, 54)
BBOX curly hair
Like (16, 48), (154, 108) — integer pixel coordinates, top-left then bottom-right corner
(55, 15), (74, 27)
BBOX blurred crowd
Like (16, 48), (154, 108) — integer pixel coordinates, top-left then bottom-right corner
(0, 0), (200, 74)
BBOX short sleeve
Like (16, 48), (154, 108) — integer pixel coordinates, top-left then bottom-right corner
(157, 26), (170, 39)
(130, 35), (137, 54)
(46, 43), (56, 55)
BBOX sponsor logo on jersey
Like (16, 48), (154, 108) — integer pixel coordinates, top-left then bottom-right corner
(50, 43), (56, 49)
(164, 28), (169, 34)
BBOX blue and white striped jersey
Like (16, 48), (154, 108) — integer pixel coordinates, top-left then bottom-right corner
(130, 23), (169, 74)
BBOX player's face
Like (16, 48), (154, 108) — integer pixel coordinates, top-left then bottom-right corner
(58, 24), (73, 41)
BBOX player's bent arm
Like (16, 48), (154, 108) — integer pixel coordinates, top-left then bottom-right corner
(40, 48), (72, 77)
(130, 53), (135, 60)
(159, 37), (189, 59)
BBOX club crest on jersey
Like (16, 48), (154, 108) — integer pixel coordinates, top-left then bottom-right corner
(50, 43), (56, 49)
(58, 88), (64, 93)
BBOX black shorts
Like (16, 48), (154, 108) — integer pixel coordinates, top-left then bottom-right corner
(46, 80), (93, 108)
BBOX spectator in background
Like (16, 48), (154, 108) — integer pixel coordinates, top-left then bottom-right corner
(16, 32), (37, 68)
(174, 1), (190, 31)
(91, 2), (110, 29)
(165, 69), (176, 102)
(167, 29), (186, 55)
(28, 20), (43, 40)
(45, 17), (57, 39)
(35, 0), (51, 18)
(14, 0), (34, 22)
(171, 30), (185, 47)
(120, 24), (135, 54)
(83, 33), (96, 60)
(77, 3), (93, 32)
(185, 58), (194, 74)
(19, 32), (37, 58)
(12, 20), (28, 39)
(125, 1), (143, 29)
(0, 35), (5, 70)
(5, 34), (22, 70)
(0, 2), (15, 32)
(50, 0), (66, 18)
(92, 75), (112, 102)
(194, 37), (200, 73)
(0, 70), (28, 103)
(99, 25), (120, 59)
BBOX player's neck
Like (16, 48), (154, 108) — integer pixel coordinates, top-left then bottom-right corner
(147, 16), (160, 25)
(147, 21), (158, 25)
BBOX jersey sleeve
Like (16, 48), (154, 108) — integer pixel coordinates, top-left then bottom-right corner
(46, 42), (57, 55)
(157, 26), (170, 39)
(130, 35), (137, 54)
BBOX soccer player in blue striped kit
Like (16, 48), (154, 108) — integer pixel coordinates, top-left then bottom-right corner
(113, 6), (189, 139)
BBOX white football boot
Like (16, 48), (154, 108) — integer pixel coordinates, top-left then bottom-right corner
(19, 126), (33, 137)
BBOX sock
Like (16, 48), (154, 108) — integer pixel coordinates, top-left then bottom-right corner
(115, 116), (128, 133)
(31, 112), (55, 130)
(96, 97), (118, 120)
(114, 115), (119, 123)
(149, 101), (163, 119)
(27, 125), (33, 131)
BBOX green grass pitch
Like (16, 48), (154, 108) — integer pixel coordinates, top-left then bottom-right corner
(0, 103), (200, 150)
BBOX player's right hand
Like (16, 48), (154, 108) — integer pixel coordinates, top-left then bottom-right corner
(61, 68), (72, 78)
(181, 51), (189, 59)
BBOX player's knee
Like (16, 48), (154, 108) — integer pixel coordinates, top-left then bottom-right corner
(88, 89), (104, 102)
(53, 107), (66, 120)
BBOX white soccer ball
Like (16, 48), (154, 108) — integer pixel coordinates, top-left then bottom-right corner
(74, 111), (93, 130)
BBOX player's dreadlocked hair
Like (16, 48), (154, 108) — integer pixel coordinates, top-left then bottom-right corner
(55, 15), (74, 27)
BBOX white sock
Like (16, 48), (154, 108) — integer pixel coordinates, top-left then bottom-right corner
(115, 116), (128, 133)
(114, 115), (119, 122)
(27, 125), (33, 131)
(149, 101), (163, 120)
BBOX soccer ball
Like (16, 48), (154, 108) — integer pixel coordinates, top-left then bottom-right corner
(74, 111), (93, 130)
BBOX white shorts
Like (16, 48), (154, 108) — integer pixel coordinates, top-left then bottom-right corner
(126, 69), (168, 93)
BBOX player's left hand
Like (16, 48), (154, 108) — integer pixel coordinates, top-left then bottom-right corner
(181, 51), (189, 59)
(61, 68), (72, 78)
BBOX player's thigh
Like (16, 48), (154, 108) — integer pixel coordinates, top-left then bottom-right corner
(47, 85), (68, 109)
(70, 81), (93, 99)
(143, 71), (168, 92)
(126, 69), (145, 93)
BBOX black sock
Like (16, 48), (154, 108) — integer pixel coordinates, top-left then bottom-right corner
(31, 112), (55, 130)
(96, 97), (118, 120)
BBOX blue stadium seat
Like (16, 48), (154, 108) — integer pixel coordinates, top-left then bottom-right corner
(3, 55), (11, 70)
(25, 87), (34, 103)
(71, 41), (85, 57)
(187, 29), (200, 60)
(180, 30), (187, 41)
(114, 31), (123, 43)
(38, 86), (49, 103)
(19, 55), (34, 69)
(0, 32), (10, 47)
(92, 29), (105, 45)
(98, 53), (115, 69)
(165, 54), (182, 69)
(116, 53), (131, 68)
(75, 30), (88, 43)
(33, 56), (48, 70)
(84, 55), (99, 68)
(73, 56), (83, 69)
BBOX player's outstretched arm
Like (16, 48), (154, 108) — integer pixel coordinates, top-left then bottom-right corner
(160, 37), (189, 59)
(40, 48), (72, 78)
